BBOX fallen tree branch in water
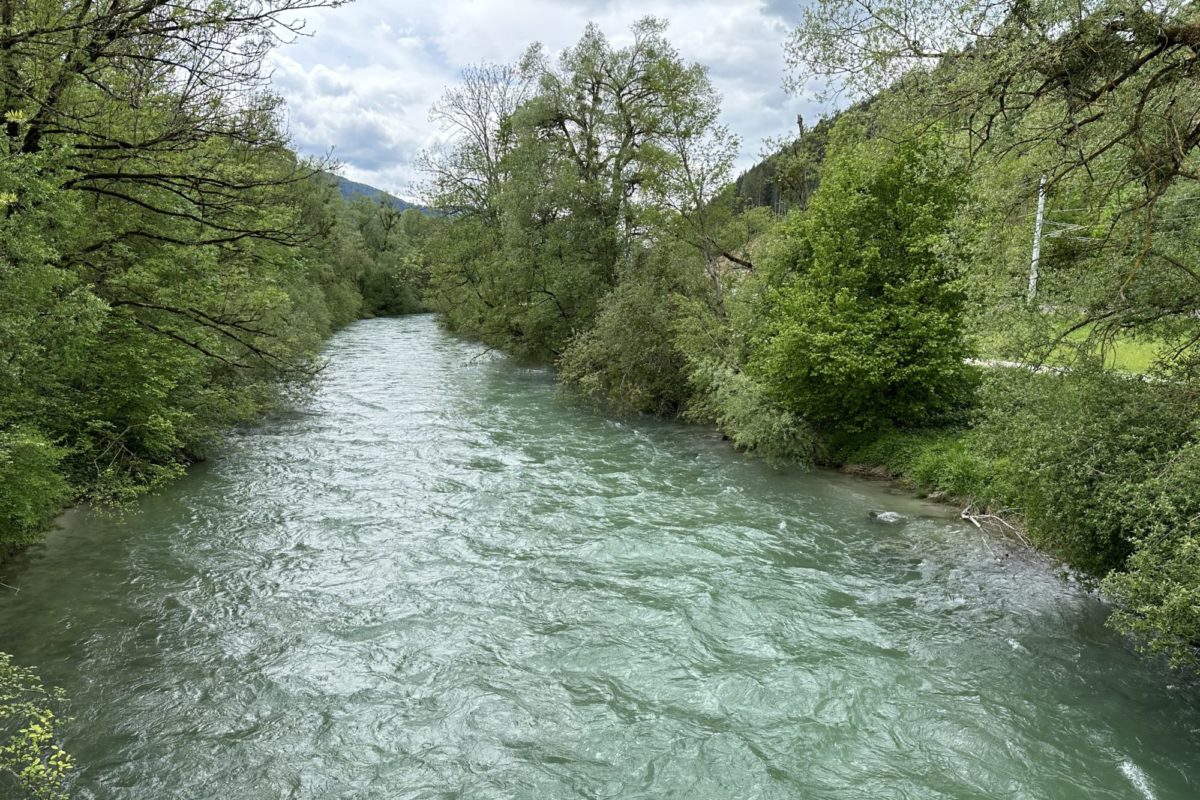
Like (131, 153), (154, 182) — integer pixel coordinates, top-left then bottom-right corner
(961, 505), (1032, 547)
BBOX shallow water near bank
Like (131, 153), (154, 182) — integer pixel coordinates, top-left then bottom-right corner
(2, 314), (1199, 799)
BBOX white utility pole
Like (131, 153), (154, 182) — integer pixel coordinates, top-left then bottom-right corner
(1028, 174), (1046, 303)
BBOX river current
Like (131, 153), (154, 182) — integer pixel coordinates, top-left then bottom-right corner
(2, 315), (1199, 799)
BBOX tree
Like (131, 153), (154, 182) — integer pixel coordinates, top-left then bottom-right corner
(2, 0), (342, 236)
(419, 60), (535, 218)
(786, 0), (1200, 369)
(750, 121), (974, 433)
(424, 18), (738, 359)
(1, 653), (72, 800)
(520, 18), (724, 285)
(346, 198), (431, 316)
(1, 0), (349, 373)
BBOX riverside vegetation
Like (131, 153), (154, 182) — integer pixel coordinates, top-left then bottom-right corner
(2, 0), (1200, 795)
(419, 8), (1200, 677)
(0, 1), (430, 794)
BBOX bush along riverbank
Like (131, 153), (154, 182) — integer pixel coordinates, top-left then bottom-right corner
(830, 366), (1200, 670)
(420, 16), (1200, 675)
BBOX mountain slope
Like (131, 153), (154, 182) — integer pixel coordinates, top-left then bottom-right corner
(330, 174), (425, 213)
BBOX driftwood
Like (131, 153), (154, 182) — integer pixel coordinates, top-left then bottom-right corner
(961, 504), (1032, 548)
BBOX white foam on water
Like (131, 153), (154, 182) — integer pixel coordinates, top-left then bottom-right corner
(1119, 759), (1157, 800)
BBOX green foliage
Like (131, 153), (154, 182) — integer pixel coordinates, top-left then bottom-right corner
(974, 367), (1198, 576)
(790, 0), (1200, 373)
(0, 430), (70, 553)
(965, 366), (1200, 665)
(832, 365), (1200, 669)
(1105, 442), (1200, 669)
(342, 199), (431, 317)
(672, 292), (820, 463)
(0, 654), (72, 800)
(835, 427), (991, 502)
(559, 246), (704, 416)
(750, 125), (975, 433)
(685, 360), (821, 464)
(0, 3), (441, 791)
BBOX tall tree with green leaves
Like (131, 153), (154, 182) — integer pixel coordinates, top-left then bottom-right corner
(750, 121), (973, 433)
(424, 18), (739, 359)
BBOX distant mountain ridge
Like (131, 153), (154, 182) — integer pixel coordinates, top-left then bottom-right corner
(330, 174), (425, 213)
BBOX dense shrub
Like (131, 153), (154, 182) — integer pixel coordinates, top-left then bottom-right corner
(974, 367), (1197, 576)
(1104, 441), (1200, 668)
(835, 428), (991, 502)
(671, 291), (820, 463)
(975, 367), (1200, 666)
(0, 430), (70, 553)
(684, 359), (820, 463)
(558, 274), (695, 417)
(0, 653), (72, 800)
(829, 367), (1200, 667)
(750, 126), (975, 433)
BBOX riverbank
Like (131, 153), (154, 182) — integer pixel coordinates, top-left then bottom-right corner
(832, 428), (988, 514)
(832, 428), (1037, 550)
(554, 325), (1200, 671)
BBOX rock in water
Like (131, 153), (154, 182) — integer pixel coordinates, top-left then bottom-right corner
(869, 511), (908, 524)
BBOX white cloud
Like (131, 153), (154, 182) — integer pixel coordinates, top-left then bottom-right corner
(268, 0), (825, 201)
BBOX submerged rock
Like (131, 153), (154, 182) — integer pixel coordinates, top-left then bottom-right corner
(869, 510), (908, 524)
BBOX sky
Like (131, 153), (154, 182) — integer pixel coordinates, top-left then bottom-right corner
(267, 0), (823, 202)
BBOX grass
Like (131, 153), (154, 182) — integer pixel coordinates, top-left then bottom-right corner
(829, 427), (994, 505)
(1060, 324), (1162, 373)
(973, 318), (1165, 375)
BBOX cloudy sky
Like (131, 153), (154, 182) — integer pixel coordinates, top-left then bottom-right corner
(268, 0), (823, 202)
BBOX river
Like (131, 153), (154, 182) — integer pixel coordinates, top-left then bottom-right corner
(2, 315), (1198, 799)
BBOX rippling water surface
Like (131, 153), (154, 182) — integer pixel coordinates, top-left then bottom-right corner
(3, 315), (1200, 799)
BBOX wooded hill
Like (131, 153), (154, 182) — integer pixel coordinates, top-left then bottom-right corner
(331, 174), (427, 214)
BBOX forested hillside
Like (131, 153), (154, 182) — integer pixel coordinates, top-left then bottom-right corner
(421, 4), (1200, 674)
(732, 112), (835, 214)
(332, 174), (425, 213)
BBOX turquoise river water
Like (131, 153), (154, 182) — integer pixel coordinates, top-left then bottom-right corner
(2, 315), (1199, 799)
